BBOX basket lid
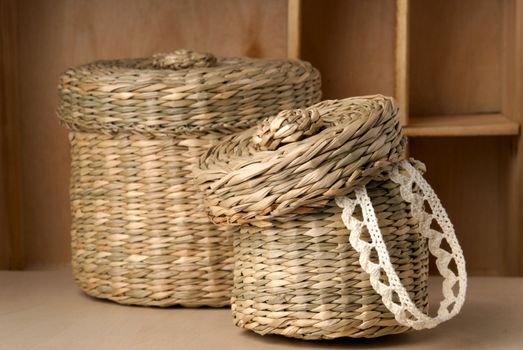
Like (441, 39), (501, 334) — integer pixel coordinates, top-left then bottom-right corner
(196, 95), (406, 226)
(57, 49), (321, 136)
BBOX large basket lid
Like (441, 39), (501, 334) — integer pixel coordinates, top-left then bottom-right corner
(57, 49), (321, 136)
(196, 95), (406, 226)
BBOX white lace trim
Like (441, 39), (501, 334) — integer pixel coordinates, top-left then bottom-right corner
(335, 160), (467, 330)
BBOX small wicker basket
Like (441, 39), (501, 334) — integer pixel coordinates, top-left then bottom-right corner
(197, 95), (466, 338)
(57, 49), (321, 307)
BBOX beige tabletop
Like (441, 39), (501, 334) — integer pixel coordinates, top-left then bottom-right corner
(0, 268), (522, 350)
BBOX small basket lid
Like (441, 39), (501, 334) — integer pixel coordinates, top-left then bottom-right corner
(196, 95), (406, 226)
(57, 49), (321, 136)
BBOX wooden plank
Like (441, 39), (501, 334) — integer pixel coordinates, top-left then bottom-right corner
(16, 0), (288, 267)
(502, 0), (523, 275)
(287, 0), (301, 59)
(0, 0), (24, 270)
(515, 0), (523, 276)
(404, 114), (520, 137)
(409, 0), (503, 116)
(301, 0), (396, 99)
(410, 137), (513, 276)
(395, 0), (409, 126)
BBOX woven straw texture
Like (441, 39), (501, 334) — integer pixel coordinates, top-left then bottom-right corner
(58, 49), (321, 307)
(197, 95), (429, 338)
(198, 96), (406, 225)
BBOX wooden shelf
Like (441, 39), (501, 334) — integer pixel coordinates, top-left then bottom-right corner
(2, 0), (523, 276)
(300, 0), (396, 99)
(1, 268), (523, 349)
(404, 114), (520, 137)
(408, 0), (503, 116)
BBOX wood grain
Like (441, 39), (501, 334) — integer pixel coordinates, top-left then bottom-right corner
(301, 0), (396, 99)
(15, 0), (288, 267)
(395, 0), (409, 126)
(409, 0), (503, 116)
(287, 0), (301, 59)
(515, 0), (523, 275)
(405, 114), (519, 137)
(410, 137), (513, 275)
(502, 0), (523, 275)
(0, 0), (24, 269)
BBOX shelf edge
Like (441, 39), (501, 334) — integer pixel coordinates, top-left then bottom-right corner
(404, 114), (520, 137)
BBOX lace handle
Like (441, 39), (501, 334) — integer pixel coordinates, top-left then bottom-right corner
(335, 160), (467, 330)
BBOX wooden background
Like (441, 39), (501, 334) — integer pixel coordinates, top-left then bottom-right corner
(1, 0), (288, 268)
(1, 0), (522, 275)
(298, 0), (521, 276)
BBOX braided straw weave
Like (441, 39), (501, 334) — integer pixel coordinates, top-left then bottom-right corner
(57, 49), (321, 307)
(197, 95), (429, 338)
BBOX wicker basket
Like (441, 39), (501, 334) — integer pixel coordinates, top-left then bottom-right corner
(57, 49), (321, 307)
(197, 95), (467, 338)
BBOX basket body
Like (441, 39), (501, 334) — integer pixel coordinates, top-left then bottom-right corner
(69, 132), (234, 306)
(60, 51), (321, 306)
(232, 178), (429, 338)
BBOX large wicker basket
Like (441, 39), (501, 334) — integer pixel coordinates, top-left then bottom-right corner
(197, 95), (466, 338)
(57, 49), (321, 307)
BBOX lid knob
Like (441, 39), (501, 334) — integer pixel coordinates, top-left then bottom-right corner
(252, 108), (323, 151)
(151, 49), (217, 70)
